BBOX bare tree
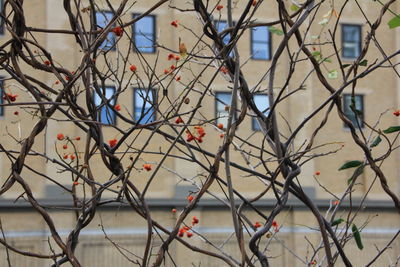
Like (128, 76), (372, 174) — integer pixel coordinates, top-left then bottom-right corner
(0, 0), (399, 266)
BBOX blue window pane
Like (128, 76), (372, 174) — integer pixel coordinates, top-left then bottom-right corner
(252, 27), (269, 42)
(252, 94), (269, 131)
(252, 43), (270, 60)
(215, 92), (232, 127)
(96, 12), (115, 51)
(342, 25), (361, 59)
(133, 15), (155, 53)
(251, 26), (271, 60)
(94, 87), (116, 125)
(134, 89), (156, 123)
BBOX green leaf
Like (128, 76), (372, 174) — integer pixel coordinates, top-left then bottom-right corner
(359, 59), (368, 66)
(383, 126), (400, 134)
(342, 64), (351, 69)
(331, 218), (345, 227)
(290, 4), (299, 11)
(388, 16), (400, 29)
(352, 224), (364, 250)
(338, 160), (362, 171)
(328, 70), (338, 79)
(347, 166), (364, 185)
(323, 58), (332, 63)
(269, 26), (284, 36)
(371, 136), (382, 148)
(312, 51), (321, 57)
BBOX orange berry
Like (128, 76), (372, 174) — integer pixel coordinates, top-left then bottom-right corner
(217, 123), (224, 129)
(252, 0), (257, 6)
(187, 195), (194, 202)
(73, 181), (79, 185)
(115, 104), (121, 111)
(143, 164), (152, 171)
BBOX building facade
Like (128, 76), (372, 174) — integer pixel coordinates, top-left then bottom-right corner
(0, 0), (399, 266)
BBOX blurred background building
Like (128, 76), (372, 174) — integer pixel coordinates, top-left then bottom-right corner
(0, 0), (399, 266)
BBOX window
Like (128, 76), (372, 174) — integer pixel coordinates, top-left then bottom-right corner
(0, 0), (4, 35)
(341, 24), (361, 59)
(96, 11), (115, 51)
(215, 92), (235, 127)
(215, 20), (234, 57)
(134, 89), (156, 123)
(215, 20), (230, 45)
(252, 94), (270, 130)
(132, 15), (156, 53)
(343, 94), (364, 128)
(251, 26), (271, 60)
(94, 87), (116, 125)
(0, 79), (4, 116)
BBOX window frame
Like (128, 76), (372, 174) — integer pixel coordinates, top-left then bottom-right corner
(250, 26), (272, 61)
(132, 14), (156, 54)
(341, 24), (362, 60)
(93, 86), (117, 126)
(0, 0), (4, 35)
(95, 10), (116, 51)
(252, 94), (270, 131)
(214, 91), (236, 127)
(133, 88), (157, 124)
(343, 94), (364, 128)
(0, 78), (4, 116)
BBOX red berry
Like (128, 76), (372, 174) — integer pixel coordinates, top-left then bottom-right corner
(187, 195), (194, 202)
(130, 65), (137, 72)
(108, 138), (118, 148)
(115, 104), (121, 111)
(14, 111), (19, 115)
(63, 144), (68, 149)
(186, 232), (193, 238)
(57, 133), (64, 141)
(171, 208), (177, 213)
(168, 53), (175, 60)
(143, 164), (152, 171)
(75, 137), (81, 141)
(171, 20), (178, 27)
(216, 5), (223, 11)
(112, 26), (123, 36)
(175, 117), (183, 124)
(44, 60), (50, 66)
(314, 171), (320, 175)
(217, 123), (224, 129)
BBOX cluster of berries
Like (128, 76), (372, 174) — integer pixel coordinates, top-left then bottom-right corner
(186, 126), (206, 143)
(178, 216), (200, 238)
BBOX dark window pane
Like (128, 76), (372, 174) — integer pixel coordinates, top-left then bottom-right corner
(94, 87), (116, 125)
(343, 94), (364, 128)
(342, 25), (361, 59)
(252, 94), (269, 130)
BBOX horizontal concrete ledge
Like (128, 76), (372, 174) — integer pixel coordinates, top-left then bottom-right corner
(0, 197), (397, 211)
